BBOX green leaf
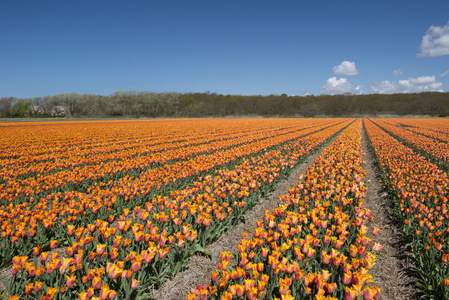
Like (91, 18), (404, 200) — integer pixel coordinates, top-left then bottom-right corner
(136, 294), (154, 300)
(193, 244), (212, 260)
(0, 277), (11, 293)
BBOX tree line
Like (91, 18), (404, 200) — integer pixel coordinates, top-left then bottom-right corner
(1, 91), (448, 118)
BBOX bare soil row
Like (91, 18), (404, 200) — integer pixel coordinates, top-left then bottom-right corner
(361, 130), (418, 299)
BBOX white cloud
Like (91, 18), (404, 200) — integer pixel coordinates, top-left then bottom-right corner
(370, 75), (443, 94)
(332, 61), (359, 75)
(392, 68), (403, 76)
(322, 77), (362, 95)
(370, 81), (398, 94)
(418, 21), (449, 57)
(354, 85), (363, 93)
(441, 70), (449, 77)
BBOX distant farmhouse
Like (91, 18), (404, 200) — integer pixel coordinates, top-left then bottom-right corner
(30, 105), (45, 115)
(50, 106), (69, 116)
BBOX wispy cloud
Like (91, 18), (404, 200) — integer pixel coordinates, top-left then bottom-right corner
(440, 70), (449, 77)
(370, 75), (443, 93)
(299, 88), (308, 96)
(332, 61), (359, 75)
(417, 21), (449, 57)
(392, 68), (403, 76)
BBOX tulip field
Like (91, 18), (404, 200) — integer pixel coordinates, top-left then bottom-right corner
(365, 119), (449, 299)
(0, 118), (448, 300)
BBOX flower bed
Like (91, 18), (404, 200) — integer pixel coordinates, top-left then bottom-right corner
(365, 119), (449, 299)
(189, 119), (383, 300)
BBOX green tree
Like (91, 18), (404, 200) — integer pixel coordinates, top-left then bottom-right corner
(10, 100), (31, 117)
(0, 97), (14, 117)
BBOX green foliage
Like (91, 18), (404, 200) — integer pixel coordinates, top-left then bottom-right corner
(10, 100), (31, 117)
(4, 91), (449, 118)
(0, 97), (14, 117)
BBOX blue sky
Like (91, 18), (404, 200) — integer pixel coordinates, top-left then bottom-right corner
(1, 0), (449, 98)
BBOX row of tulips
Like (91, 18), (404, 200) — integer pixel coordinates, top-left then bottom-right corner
(0, 118), (313, 180)
(0, 119), (339, 211)
(0, 120), (349, 268)
(1, 119), (333, 202)
(0, 120), (166, 159)
(0, 119), (253, 158)
(188, 119), (383, 300)
(370, 119), (449, 170)
(384, 118), (449, 143)
(385, 117), (449, 131)
(0, 123), (235, 177)
(1, 120), (351, 299)
(1, 119), (327, 168)
(364, 119), (449, 299)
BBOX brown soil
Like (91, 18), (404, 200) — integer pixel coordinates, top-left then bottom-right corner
(152, 136), (339, 300)
(361, 128), (419, 299)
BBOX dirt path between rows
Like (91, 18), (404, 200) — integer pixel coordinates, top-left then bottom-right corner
(152, 134), (341, 300)
(361, 126), (419, 299)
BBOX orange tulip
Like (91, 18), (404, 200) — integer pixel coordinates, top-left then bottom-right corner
(11, 264), (20, 275)
(236, 284), (244, 297)
(372, 243), (384, 252)
(34, 281), (43, 293)
(345, 286), (358, 300)
(33, 245), (42, 256)
(108, 290), (117, 299)
(45, 287), (58, 300)
(67, 225), (76, 236)
(24, 282), (34, 295)
(96, 244), (106, 256)
(46, 262), (56, 274)
(92, 276), (102, 289)
(158, 247), (170, 259)
(50, 240), (58, 249)
(122, 270), (132, 279)
(99, 284), (111, 299)
(66, 275), (76, 288)
(87, 287), (94, 297)
(78, 292), (88, 300)
(59, 257), (74, 274)
(39, 252), (49, 263)
(131, 279), (140, 289)
(363, 286), (380, 300)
